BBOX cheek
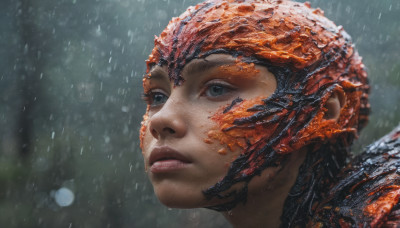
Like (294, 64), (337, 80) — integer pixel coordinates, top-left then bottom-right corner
(206, 96), (278, 154)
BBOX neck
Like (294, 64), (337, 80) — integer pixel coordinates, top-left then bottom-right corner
(222, 184), (287, 228)
(221, 149), (307, 228)
(280, 143), (348, 227)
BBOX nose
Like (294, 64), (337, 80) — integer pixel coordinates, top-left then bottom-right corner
(148, 99), (187, 140)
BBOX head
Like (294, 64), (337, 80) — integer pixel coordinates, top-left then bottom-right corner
(140, 0), (369, 212)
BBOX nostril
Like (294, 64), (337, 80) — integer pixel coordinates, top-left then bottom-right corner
(151, 128), (159, 139)
(165, 128), (175, 134)
(151, 127), (176, 139)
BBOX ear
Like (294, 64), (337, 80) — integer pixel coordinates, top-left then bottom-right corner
(323, 90), (346, 121)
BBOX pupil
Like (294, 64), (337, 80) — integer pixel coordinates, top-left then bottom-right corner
(152, 93), (166, 105)
(212, 86), (223, 95)
(155, 94), (162, 101)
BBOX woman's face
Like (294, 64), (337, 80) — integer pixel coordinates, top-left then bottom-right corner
(141, 54), (277, 208)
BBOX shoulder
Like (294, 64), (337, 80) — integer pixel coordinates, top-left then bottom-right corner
(311, 126), (400, 227)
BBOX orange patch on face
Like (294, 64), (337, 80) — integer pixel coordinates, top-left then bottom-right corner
(139, 107), (150, 150)
(142, 74), (152, 94)
(216, 61), (260, 81)
(207, 96), (275, 154)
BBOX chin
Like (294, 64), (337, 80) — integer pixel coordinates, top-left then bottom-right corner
(155, 187), (207, 209)
(154, 184), (236, 210)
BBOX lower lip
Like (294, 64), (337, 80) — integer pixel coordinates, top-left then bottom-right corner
(150, 160), (191, 173)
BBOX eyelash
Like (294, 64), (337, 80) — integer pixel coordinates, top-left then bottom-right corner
(142, 81), (236, 107)
(201, 81), (236, 99)
(141, 90), (169, 107)
(141, 92), (151, 103)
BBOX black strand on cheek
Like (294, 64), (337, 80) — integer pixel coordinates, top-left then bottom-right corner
(223, 97), (244, 114)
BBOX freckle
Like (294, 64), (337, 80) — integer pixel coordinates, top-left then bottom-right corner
(218, 148), (227, 155)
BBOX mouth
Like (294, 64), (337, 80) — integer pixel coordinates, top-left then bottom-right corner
(149, 146), (192, 173)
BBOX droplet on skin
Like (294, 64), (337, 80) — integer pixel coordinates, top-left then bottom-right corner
(218, 148), (227, 155)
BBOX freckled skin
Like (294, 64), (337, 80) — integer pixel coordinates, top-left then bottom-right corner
(140, 0), (400, 227)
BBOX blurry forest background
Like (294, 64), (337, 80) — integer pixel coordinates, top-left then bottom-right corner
(0, 0), (399, 227)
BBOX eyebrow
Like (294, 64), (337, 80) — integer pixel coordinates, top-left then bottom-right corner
(148, 57), (237, 80)
(183, 58), (236, 76)
(147, 66), (168, 81)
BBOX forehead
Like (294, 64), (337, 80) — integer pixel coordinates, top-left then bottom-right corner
(147, 54), (240, 80)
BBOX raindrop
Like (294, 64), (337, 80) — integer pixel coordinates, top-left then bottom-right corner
(95, 25), (102, 36)
(54, 187), (75, 207)
(24, 44), (28, 54)
(121, 106), (129, 112)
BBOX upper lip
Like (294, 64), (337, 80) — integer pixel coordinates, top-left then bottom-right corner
(149, 146), (191, 166)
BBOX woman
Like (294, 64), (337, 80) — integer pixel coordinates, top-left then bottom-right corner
(140, 0), (400, 227)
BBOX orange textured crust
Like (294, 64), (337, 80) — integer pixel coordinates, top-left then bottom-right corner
(310, 126), (400, 227)
(365, 186), (400, 227)
(208, 96), (270, 152)
(215, 61), (261, 81)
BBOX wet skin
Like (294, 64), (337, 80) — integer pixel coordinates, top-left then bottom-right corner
(141, 54), (278, 208)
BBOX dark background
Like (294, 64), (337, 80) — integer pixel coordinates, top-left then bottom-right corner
(0, 0), (399, 227)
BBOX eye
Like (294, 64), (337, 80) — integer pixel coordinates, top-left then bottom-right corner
(152, 92), (168, 106)
(142, 90), (168, 107)
(203, 82), (235, 99)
